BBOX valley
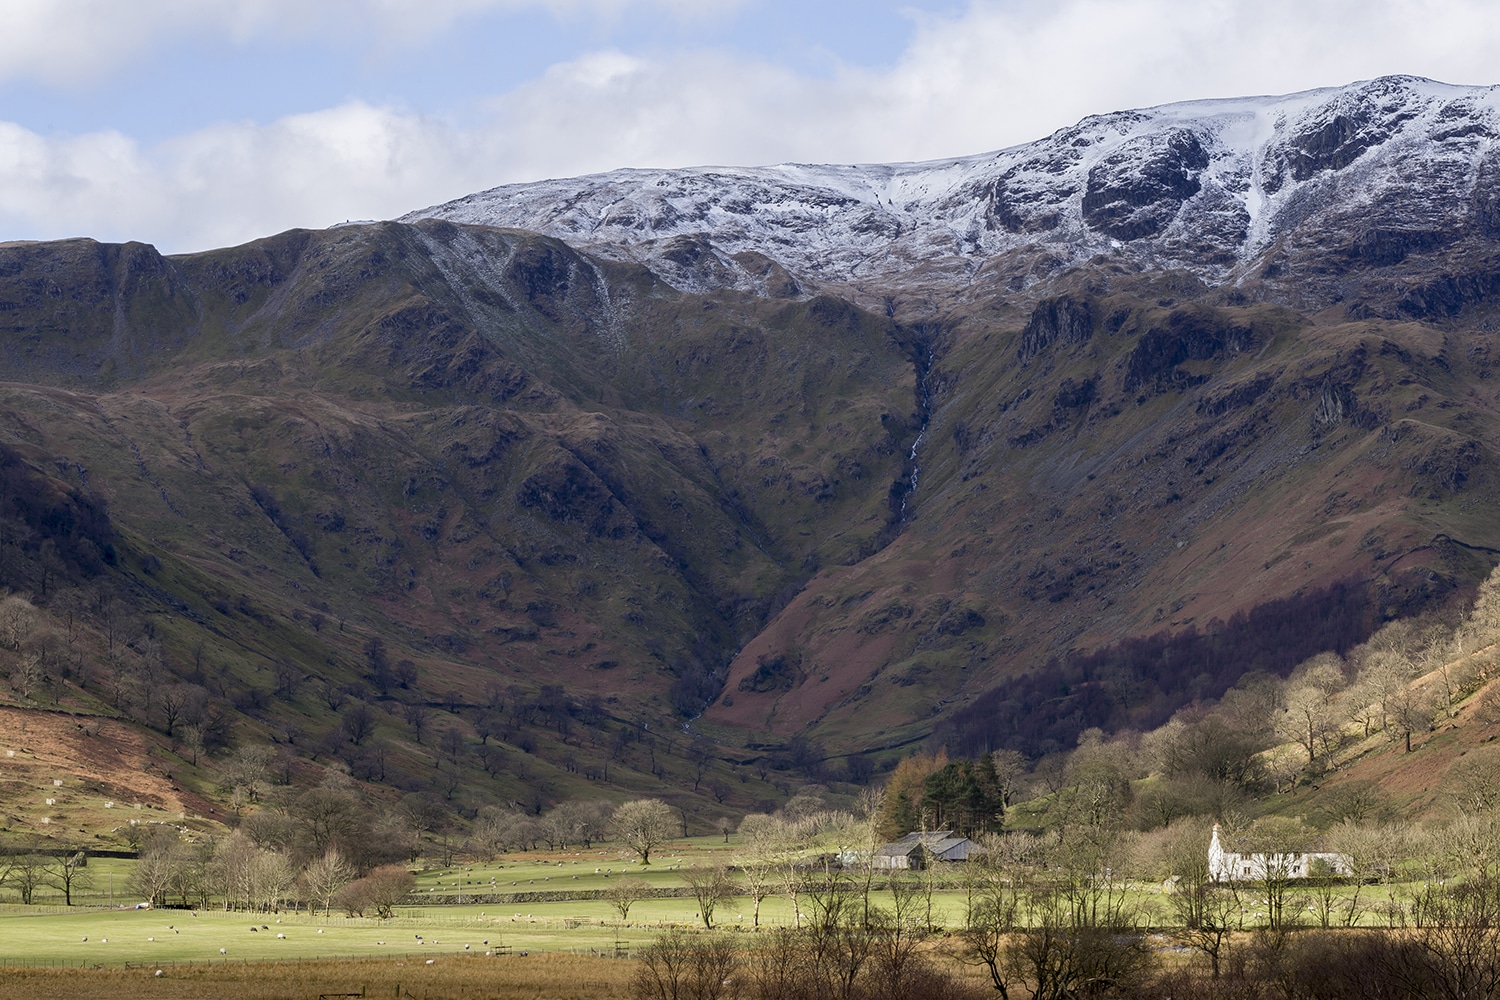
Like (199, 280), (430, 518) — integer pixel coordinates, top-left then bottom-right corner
(0, 76), (1496, 845)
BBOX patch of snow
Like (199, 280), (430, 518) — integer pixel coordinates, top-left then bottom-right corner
(399, 77), (1500, 295)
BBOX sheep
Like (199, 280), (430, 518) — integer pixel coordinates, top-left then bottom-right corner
(219, 948), (226, 955)
(276, 933), (285, 939)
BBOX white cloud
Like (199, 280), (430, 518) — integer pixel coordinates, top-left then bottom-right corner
(0, 0), (744, 86)
(2, 0), (1499, 251)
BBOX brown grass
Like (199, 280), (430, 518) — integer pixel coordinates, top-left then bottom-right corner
(0, 952), (631, 1000)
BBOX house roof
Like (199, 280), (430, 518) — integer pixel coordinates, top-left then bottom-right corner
(874, 831), (974, 859)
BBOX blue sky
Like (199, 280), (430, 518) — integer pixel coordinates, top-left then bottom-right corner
(2, 0), (1497, 253)
(3, 2), (952, 143)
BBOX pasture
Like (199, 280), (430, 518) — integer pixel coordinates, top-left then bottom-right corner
(0, 834), (1407, 1000)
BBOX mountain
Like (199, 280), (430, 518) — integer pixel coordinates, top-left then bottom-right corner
(0, 76), (1498, 820)
(401, 75), (1500, 755)
(404, 75), (1500, 320)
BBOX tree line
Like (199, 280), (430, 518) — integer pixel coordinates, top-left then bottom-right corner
(940, 578), (1379, 757)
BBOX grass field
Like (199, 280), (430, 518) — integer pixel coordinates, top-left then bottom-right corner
(0, 834), (1427, 1000)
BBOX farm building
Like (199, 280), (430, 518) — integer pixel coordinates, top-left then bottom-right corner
(871, 831), (977, 870)
(1209, 823), (1352, 881)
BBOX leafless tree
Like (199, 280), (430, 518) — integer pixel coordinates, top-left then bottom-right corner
(683, 866), (738, 929)
(0, 850), (51, 904)
(605, 876), (651, 922)
(299, 847), (355, 916)
(611, 799), (676, 865)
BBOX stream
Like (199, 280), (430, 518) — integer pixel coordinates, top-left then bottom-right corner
(898, 341), (936, 522)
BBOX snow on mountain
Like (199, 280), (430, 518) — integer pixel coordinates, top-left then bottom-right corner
(401, 77), (1500, 298)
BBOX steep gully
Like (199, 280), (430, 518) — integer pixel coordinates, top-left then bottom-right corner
(900, 340), (936, 522)
(688, 324), (942, 734)
(892, 325), (940, 526)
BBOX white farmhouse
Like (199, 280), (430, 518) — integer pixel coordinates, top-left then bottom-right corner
(1209, 823), (1351, 881)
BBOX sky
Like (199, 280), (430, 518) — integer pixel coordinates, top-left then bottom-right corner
(2, 0), (1499, 254)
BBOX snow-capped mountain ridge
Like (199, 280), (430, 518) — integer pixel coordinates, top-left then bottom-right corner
(403, 77), (1500, 299)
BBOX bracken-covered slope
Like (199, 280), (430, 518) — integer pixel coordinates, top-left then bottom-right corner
(403, 76), (1500, 758)
(0, 223), (916, 765)
(1, 77), (1499, 793)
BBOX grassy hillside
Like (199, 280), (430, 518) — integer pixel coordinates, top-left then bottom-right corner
(0, 218), (1496, 833)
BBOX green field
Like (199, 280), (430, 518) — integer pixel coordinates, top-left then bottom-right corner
(0, 836), (1422, 970)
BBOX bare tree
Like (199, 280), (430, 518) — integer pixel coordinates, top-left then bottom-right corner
(1276, 685), (1340, 768)
(632, 928), (739, 1000)
(340, 701), (374, 746)
(129, 844), (179, 908)
(47, 851), (94, 906)
(605, 876), (651, 922)
(401, 702), (429, 743)
(611, 799), (676, 865)
(1390, 682), (1438, 753)
(248, 850), (297, 912)
(299, 847), (354, 916)
(960, 836), (1024, 996)
(272, 659), (304, 702)
(0, 594), (37, 650)
(0, 851), (51, 904)
(683, 866), (738, 929)
(315, 678), (347, 712)
(1163, 826), (1238, 978)
(1236, 816), (1315, 931)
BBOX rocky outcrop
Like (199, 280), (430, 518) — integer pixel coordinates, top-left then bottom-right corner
(406, 76), (1500, 321)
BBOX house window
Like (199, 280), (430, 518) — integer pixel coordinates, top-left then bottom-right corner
(1242, 866), (1250, 876)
